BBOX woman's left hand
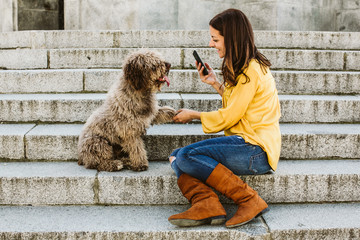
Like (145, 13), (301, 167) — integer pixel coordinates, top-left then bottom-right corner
(173, 109), (201, 123)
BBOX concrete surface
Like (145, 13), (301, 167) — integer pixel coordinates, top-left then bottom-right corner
(1, 123), (359, 160)
(0, 162), (96, 205)
(1, 93), (359, 123)
(0, 203), (359, 239)
(1, 30), (360, 50)
(0, 124), (35, 159)
(0, 204), (267, 239)
(1, 69), (360, 95)
(0, 160), (359, 205)
(0, 28), (359, 238)
(265, 203), (360, 239)
(0, 47), (359, 71)
(62, 0), (360, 32)
(0, 49), (47, 69)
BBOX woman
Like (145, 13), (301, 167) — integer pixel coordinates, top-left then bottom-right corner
(168, 8), (281, 228)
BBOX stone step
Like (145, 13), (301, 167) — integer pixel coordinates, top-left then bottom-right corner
(1, 203), (359, 239)
(0, 93), (359, 123)
(0, 160), (359, 205)
(0, 123), (359, 161)
(1, 69), (359, 95)
(0, 48), (359, 70)
(1, 30), (360, 50)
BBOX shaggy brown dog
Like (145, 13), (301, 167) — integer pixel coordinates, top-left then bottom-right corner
(78, 50), (176, 171)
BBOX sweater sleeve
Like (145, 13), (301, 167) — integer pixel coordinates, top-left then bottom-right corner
(200, 70), (258, 134)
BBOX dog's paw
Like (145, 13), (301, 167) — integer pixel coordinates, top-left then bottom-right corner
(153, 106), (177, 124)
(162, 106), (177, 115)
(115, 160), (124, 171)
(96, 160), (124, 172)
(131, 164), (148, 172)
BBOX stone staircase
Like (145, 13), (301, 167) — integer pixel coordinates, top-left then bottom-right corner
(0, 30), (360, 239)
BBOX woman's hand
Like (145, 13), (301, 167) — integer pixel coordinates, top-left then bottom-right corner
(173, 109), (201, 124)
(196, 61), (224, 96)
(196, 61), (218, 86)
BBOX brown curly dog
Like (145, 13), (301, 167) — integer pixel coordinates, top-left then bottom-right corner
(78, 50), (176, 171)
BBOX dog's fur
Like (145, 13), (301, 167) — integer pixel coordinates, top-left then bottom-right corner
(78, 50), (176, 171)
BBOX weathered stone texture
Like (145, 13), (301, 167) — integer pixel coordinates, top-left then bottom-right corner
(63, 0), (360, 31)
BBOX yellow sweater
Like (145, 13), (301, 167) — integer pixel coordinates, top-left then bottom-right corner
(200, 59), (281, 170)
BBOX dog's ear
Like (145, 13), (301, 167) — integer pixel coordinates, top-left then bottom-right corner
(123, 54), (150, 91)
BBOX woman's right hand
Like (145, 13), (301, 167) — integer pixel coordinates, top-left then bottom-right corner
(196, 61), (224, 96)
(196, 61), (218, 86)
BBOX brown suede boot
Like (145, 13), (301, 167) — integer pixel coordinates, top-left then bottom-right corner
(206, 163), (269, 228)
(168, 174), (226, 227)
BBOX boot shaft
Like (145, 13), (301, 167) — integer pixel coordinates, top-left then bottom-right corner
(178, 173), (221, 204)
(206, 163), (256, 204)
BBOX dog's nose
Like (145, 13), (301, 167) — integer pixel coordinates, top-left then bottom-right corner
(165, 62), (171, 69)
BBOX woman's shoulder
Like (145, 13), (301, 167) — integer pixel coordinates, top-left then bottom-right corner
(242, 59), (261, 77)
(246, 59), (270, 77)
(248, 58), (265, 70)
(235, 59), (271, 85)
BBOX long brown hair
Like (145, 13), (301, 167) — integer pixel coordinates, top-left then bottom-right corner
(209, 9), (271, 86)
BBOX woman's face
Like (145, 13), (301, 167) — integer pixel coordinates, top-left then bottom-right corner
(209, 26), (225, 58)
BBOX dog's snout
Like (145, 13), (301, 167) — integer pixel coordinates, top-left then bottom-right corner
(165, 62), (171, 69)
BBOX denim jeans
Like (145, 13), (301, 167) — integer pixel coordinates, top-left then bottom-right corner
(170, 135), (272, 182)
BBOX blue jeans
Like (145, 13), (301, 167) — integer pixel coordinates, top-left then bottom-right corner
(170, 135), (272, 182)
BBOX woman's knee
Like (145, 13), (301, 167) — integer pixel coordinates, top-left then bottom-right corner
(174, 146), (194, 169)
(170, 147), (182, 157)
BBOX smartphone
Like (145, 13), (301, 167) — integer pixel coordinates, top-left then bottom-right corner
(193, 50), (209, 75)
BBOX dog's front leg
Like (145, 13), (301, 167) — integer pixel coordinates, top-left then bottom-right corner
(121, 136), (148, 171)
(151, 106), (176, 125)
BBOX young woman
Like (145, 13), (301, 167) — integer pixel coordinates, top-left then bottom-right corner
(168, 8), (281, 228)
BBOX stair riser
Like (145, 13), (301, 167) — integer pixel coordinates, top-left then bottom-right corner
(1, 127), (359, 160)
(1, 70), (360, 95)
(1, 48), (359, 70)
(0, 177), (95, 205)
(0, 232), (250, 240)
(97, 174), (360, 205)
(0, 228), (357, 240)
(1, 97), (359, 123)
(1, 162), (359, 206)
(0, 70), (84, 93)
(1, 30), (360, 50)
(270, 229), (360, 240)
(184, 49), (359, 71)
(146, 134), (360, 161)
(0, 204), (358, 239)
(0, 172), (359, 206)
(0, 50), (47, 69)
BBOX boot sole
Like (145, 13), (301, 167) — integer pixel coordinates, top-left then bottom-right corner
(169, 215), (226, 227)
(226, 208), (269, 228)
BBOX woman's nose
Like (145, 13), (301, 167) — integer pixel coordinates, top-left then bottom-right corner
(209, 41), (214, 47)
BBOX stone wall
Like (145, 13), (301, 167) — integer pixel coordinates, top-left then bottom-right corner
(274, 0), (360, 31)
(1, 0), (359, 32)
(64, 0), (360, 31)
